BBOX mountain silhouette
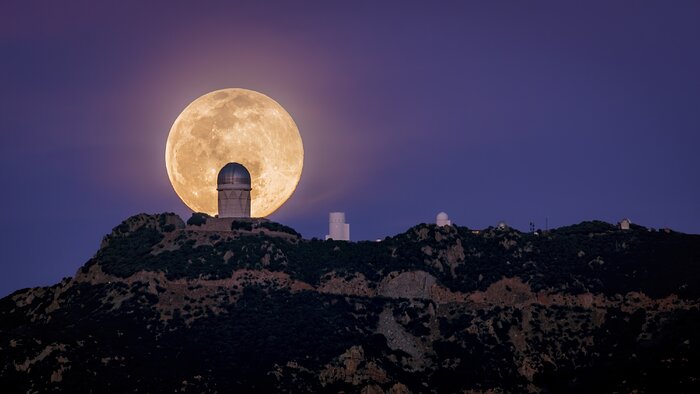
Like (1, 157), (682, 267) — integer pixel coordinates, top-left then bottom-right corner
(1, 213), (698, 393)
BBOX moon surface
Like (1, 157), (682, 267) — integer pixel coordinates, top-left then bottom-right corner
(165, 88), (303, 217)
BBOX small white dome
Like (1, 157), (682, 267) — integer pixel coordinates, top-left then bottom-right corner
(436, 212), (451, 227)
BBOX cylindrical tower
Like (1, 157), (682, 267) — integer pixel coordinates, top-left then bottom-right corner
(217, 163), (252, 218)
(327, 212), (350, 241)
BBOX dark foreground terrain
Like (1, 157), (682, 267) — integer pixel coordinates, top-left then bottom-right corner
(1, 213), (699, 393)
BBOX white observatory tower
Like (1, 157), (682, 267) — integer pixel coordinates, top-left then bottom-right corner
(436, 212), (451, 227)
(217, 162), (252, 218)
(326, 212), (350, 241)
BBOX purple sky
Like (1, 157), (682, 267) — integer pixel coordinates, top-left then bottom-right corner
(1, 1), (699, 296)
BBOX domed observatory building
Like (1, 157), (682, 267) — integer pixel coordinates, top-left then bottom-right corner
(436, 212), (451, 227)
(217, 162), (252, 218)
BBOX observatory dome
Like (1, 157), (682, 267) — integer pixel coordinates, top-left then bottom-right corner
(436, 212), (451, 227)
(217, 162), (251, 186)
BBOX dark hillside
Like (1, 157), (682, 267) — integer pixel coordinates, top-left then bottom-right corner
(1, 213), (698, 393)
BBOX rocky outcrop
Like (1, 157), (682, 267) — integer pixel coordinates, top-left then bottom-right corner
(320, 346), (388, 386)
(319, 273), (375, 297)
(377, 308), (431, 371)
(379, 271), (436, 299)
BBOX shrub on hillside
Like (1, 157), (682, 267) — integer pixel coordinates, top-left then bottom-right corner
(231, 221), (253, 231)
(258, 221), (301, 238)
(187, 213), (211, 226)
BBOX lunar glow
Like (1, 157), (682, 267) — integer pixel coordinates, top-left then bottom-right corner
(165, 88), (303, 217)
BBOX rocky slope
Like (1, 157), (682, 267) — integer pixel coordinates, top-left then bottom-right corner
(1, 213), (699, 393)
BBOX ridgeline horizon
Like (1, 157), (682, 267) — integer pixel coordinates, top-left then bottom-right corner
(1, 212), (698, 392)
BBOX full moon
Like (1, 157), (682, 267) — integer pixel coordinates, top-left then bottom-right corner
(165, 88), (303, 217)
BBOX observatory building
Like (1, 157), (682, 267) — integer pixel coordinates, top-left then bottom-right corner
(326, 212), (350, 241)
(217, 162), (252, 218)
(436, 212), (451, 227)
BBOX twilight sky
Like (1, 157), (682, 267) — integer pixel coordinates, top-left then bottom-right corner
(1, 0), (699, 296)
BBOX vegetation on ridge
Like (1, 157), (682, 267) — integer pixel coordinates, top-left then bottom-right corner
(90, 214), (700, 298)
(1, 213), (698, 393)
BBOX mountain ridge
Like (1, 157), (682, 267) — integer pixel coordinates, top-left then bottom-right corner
(1, 213), (699, 393)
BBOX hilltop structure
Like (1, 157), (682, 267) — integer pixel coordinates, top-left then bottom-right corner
(326, 212), (350, 241)
(436, 212), (451, 227)
(217, 163), (251, 218)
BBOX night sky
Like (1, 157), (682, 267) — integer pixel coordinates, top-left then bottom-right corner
(2, 1), (699, 296)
